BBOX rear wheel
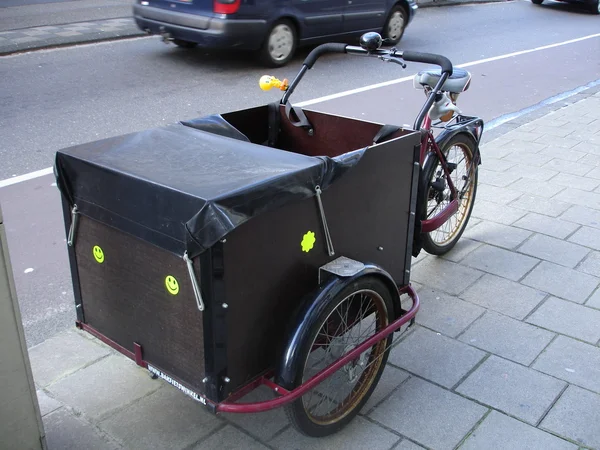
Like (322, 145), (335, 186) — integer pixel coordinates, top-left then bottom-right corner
(173, 39), (197, 48)
(589, 0), (600, 14)
(420, 134), (478, 255)
(284, 277), (394, 437)
(259, 20), (297, 67)
(531, 0), (543, 4)
(382, 5), (408, 45)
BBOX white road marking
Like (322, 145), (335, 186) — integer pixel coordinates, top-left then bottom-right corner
(1, 32), (599, 188)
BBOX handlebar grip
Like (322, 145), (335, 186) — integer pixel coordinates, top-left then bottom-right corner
(401, 50), (453, 75)
(303, 43), (348, 69)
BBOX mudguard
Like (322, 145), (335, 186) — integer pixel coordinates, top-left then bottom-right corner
(275, 263), (401, 390)
(434, 114), (484, 166)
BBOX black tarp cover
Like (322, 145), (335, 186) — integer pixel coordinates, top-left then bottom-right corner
(55, 121), (365, 258)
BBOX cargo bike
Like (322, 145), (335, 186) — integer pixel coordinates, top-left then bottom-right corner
(55, 32), (483, 437)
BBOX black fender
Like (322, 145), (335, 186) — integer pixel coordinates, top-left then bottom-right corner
(434, 114), (484, 167)
(275, 264), (401, 390)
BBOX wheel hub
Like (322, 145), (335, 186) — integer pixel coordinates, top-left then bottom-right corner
(269, 24), (293, 62)
(387, 11), (405, 40)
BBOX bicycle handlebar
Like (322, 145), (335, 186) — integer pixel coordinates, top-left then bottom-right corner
(401, 50), (453, 76)
(303, 43), (348, 69)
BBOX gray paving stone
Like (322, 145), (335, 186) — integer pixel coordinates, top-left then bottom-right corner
(550, 172), (600, 191)
(100, 386), (221, 450)
(460, 274), (546, 320)
(532, 335), (600, 394)
(479, 169), (522, 187)
(461, 244), (539, 282)
(508, 178), (565, 199)
(369, 377), (487, 450)
(460, 410), (577, 450)
(458, 311), (554, 365)
(221, 385), (291, 441)
(505, 164), (558, 182)
(48, 355), (160, 420)
(364, 365), (410, 412)
(509, 195), (572, 218)
(456, 355), (566, 425)
(568, 225), (600, 250)
(471, 200), (527, 225)
(554, 188), (600, 210)
(576, 251), (600, 277)
(535, 135), (581, 151)
(560, 205), (600, 229)
(44, 408), (120, 450)
(502, 130), (546, 142)
(540, 386), (600, 449)
(579, 153), (600, 167)
(587, 165), (600, 180)
(521, 261), (598, 303)
(389, 326), (486, 388)
(194, 425), (269, 450)
(572, 140), (600, 156)
(410, 257), (484, 296)
(526, 297), (600, 343)
(28, 330), (111, 388)
(464, 221), (533, 250)
(393, 440), (426, 450)
(505, 150), (553, 167)
(271, 415), (399, 450)
(478, 157), (516, 172)
(517, 234), (589, 268)
(441, 238), (483, 263)
(413, 288), (485, 338)
(533, 125), (577, 138)
(36, 390), (62, 417)
(476, 184), (523, 205)
(479, 141), (517, 159)
(586, 289), (600, 309)
(513, 213), (580, 239)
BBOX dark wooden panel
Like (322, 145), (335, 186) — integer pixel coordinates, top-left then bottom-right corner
(75, 216), (206, 393)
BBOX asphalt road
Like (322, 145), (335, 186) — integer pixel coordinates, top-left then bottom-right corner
(1, 0), (600, 347)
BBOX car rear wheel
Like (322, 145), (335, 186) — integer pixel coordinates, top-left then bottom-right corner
(590, 0), (600, 14)
(531, 0), (543, 4)
(259, 20), (297, 67)
(382, 5), (407, 45)
(173, 39), (197, 48)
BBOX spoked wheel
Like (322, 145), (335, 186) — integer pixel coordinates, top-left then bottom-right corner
(421, 134), (478, 255)
(284, 277), (394, 437)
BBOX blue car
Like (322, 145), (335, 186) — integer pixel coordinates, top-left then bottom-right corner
(133, 0), (417, 66)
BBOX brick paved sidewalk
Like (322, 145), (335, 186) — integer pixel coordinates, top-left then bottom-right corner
(27, 89), (600, 450)
(0, 18), (144, 55)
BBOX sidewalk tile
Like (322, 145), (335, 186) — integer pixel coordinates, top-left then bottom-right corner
(517, 234), (589, 268)
(577, 251), (600, 277)
(44, 408), (119, 450)
(560, 205), (600, 229)
(532, 335), (600, 393)
(507, 178), (565, 199)
(36, 390), (62, 417)
(28, 330), (111, 388)
(513, 213), (580, 239)
(271, 415), (399, 450)
(413, 288), (484, 338)
(394, 440), (426, 449)
(370, 377), (487, 450)
(221, 385), (289, 441)
(458, 311), (554, 365)
(580, 153), (600, 167)
(550, 172), (600, 191)
(568, 225), (600, 250)
(526, 297), (600, 344)
(461, 410), (576, 450)
(460, 273), (546, 320)
(440, 238), (482, 263)
(554, 188), (600, 210)
(534, 135), (580, 151)
(586, 289), (600, 309)
(505, 165), (558, 181)
(475, 184), (522, 205)
(456, 355), (566, 425)
(502, 130), (545, 142)
(100, 387), (221, 450)
(477, 157), (516, 172)
(194, 426), (268, 450)
(464, 221), (532, 250)
(461, 244), (539, 281)
(478, 169), (522, 187)
(410, 258), (484, 296)
(48, 355), (160, 420)
(471, 200), (526, 225)
(509, 195), (571, 217)
(572, 141), (600, 156)
(540, 386), (600, 449)
(533, 125), (578, 138)
(521, 261), (598, 303)
(505, 151), (553, 167)
(389, 327), (486, 388)
(364, 365), (410, 412)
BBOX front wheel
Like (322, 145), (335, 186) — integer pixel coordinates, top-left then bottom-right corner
(382, 5), (408, 45)
(420, 134), (478, 255)
(284, 277), (394, 437)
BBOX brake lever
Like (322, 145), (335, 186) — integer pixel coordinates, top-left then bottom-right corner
(378, 55), (406, 68)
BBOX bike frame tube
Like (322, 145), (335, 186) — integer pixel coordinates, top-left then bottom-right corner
(216, 284), (419, 413)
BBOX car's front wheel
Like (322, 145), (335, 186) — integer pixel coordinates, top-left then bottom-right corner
(382, 5), (408, 45)
(259, 20), (297, 67)
(531, 0), (543, 4)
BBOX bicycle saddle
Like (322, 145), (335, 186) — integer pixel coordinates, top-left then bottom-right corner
(413, 68), (472, 94)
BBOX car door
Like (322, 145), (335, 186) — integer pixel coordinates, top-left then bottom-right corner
(291, 0), (344, 39)
(342, 0), (386, 33)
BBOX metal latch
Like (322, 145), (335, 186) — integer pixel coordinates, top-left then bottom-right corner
(183, 251), (205, 311)
(67, 204), (79, 247)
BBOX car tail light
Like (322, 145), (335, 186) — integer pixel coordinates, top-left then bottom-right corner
(213, 0), (240, 14)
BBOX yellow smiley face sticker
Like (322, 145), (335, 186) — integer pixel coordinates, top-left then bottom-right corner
(165, 275), (179, 295)
(93, 245), (104, 264)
